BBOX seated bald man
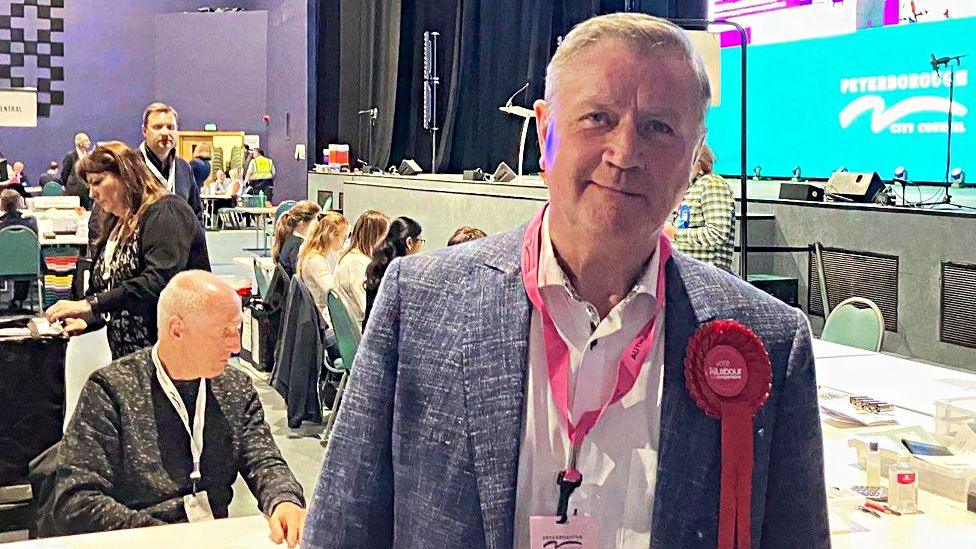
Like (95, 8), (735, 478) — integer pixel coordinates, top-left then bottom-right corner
(50, 271), (306, 546)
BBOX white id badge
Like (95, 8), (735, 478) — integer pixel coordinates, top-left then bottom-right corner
(183, 491), (215, 522)
(529, 514), (599, 548)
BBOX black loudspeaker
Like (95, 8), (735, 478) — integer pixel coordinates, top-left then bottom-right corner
(398, 159), (423, 176)
(826, 171), (884, 203)
(492, 162), (517, 183)
(778, 183), (825, 202)
(631, 0), (708, 28)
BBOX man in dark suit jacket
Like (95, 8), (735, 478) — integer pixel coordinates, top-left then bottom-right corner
(61, 133), (92, 208)
(302, 13), (829, 549)
(138, 102), (203, 223)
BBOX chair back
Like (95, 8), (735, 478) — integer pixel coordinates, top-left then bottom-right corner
(41, 181), (63, 196)
(327, 290), (361, 370)
(821, 297), (885, 352)
(253, 260), (271, 298)
(275, 200), (297, 223)
(0, 226), (40, 277)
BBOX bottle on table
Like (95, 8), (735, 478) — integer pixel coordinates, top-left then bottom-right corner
(866, 441), (882, 486)
(888, 459), (919, 514)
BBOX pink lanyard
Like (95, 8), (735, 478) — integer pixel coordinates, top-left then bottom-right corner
(520, 203), (671, 474)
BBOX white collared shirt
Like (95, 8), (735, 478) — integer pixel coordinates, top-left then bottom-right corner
(514, 211), (666, 548)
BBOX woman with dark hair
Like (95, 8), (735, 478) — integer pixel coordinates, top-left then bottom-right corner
(45, 141), (210, 359)
(362, 216), (423, 329)
(271, 200), (320, 277)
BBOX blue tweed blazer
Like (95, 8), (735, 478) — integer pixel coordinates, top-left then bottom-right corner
(303, 225), (830, 548)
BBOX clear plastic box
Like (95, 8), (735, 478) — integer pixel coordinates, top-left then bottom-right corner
(935, 396), (976, 445)
(850, 435), (976, 501)
(826, 486), (861, 533)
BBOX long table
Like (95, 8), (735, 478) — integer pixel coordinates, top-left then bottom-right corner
(812, 339), (976, 546)
(5, 515), (281, 548)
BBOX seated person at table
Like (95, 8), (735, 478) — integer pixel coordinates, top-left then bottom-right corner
(272, 200), (320, 277)
(296, 211), (350, 323)
(39, 161), (61, 187)
(225, 168), (244, 197)
(362, 216), (424, 328)
(0, 189), (38, 310)
(50, 271), (306, 546)
(333, 209), (389, 328)
(1, 161), (30, 199)
(446, 225), (487, 246)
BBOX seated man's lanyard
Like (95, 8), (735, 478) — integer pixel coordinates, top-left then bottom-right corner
(520, 203), (671, 523)
(151, 344), (207, 493)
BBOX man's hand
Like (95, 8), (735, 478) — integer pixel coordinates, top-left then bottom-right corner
(662, 223), (678, 239)
(268, 501), (306, 548)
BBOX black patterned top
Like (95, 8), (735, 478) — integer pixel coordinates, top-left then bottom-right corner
(87, 195), (210, 359)
(50, 349), (305, 534)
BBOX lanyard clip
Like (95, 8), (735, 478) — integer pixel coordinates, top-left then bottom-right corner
(555, 468), (583, 524)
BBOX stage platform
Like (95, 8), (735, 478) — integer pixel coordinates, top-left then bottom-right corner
(308, 170), (976, 371)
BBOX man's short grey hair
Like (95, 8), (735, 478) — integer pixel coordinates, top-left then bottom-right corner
(545, 13), (712, 122)
(74, 133), (89, 146)
(157, 270), (234, 332)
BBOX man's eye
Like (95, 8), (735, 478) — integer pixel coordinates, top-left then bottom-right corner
(583, 112), (611, 126)
(645, 120), (674, 135)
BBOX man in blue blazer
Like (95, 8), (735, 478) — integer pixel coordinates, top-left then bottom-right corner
(138, 102), (203, 223)
(304, 13), (828, 549)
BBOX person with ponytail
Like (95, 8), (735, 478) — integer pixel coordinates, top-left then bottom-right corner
(297, 211), (350, 323)
(362, 217), (424, 329)
(333, 209), (390, 328)
(272, 200), (320, 277)
(45, 141), (210, 359)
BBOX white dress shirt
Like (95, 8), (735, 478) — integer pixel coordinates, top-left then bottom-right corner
(514, 211), (666, 548)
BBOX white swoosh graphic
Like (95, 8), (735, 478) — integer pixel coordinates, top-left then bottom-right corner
(839, 96), (968, 133)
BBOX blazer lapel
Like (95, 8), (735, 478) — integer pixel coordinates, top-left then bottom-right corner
(651, 256), (724, 546)
(462, 228), (531, 548)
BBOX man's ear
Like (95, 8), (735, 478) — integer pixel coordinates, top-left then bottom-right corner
(534, 99), (551, 172)
(166, 316), (186, 341)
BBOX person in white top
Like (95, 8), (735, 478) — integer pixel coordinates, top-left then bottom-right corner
(332, 209), (389, 328)
(296, 211), (350, 324)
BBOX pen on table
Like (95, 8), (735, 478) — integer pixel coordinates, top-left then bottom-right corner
(858, 505), (882, 518)
(864, 501), (902, 516)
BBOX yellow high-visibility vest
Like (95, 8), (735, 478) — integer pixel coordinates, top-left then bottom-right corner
(252, 156), (274, 180)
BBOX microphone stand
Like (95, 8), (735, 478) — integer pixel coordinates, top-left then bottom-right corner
(943, 60), (956, 205)
(357, 108), (377, 171)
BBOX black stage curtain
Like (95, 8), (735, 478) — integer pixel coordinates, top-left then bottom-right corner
(319, 0), (708, 175)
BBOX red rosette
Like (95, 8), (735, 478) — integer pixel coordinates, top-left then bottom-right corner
(683, 318), (773, 549)
(684, 319), (772, 419)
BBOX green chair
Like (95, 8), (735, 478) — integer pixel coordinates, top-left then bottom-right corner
(821, 297), (885, 352)
(253, 260), (271, 298)
(274, 200), (297, 223)
(41, 181), (63, 196)
(322, 290), (362, 440)
(0, 226), (43, 310)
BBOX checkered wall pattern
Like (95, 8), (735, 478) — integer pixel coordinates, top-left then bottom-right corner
(0, 0), (65, 117)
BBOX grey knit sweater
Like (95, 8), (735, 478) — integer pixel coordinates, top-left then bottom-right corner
(51, 349), (304, 534)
